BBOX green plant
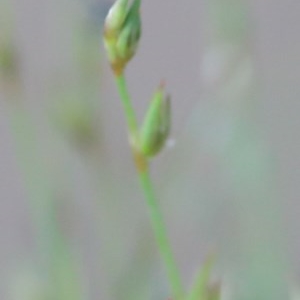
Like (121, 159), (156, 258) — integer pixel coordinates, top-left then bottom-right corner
(103, 1), (217, 300)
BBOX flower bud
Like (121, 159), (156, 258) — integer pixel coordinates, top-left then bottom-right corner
(104, 0), (128, 37)
(139, 83), (171, 157)
(103, 0), (141, 75)
(116, 8), (141, 61)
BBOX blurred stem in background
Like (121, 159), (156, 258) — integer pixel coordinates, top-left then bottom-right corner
(0, 1), (83, 298)
(7, 102), (83, 300)
(199, 0), (289, 299)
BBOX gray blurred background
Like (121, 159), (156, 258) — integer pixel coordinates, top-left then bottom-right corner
(0, 0), (299, 299)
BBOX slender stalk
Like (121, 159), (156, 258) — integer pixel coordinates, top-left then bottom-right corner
(115, 73), (185, 300)
(115, 75), (138, 134)
(138, 169), (184, 300)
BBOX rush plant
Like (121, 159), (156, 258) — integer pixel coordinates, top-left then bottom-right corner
(103, 1), (217, 299)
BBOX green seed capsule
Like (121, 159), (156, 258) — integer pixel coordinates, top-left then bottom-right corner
(103, 0), (141, 75)
(104, 0), (128, 37)
(139, 84), (171, 157)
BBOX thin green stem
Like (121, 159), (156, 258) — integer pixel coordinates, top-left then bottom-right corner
(138, 169), (185, 300)
(114, 73), (185, 300)
(115, 74), (139, 134)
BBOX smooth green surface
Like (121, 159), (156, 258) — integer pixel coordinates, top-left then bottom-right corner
(115, 74), (139, 134)
(138, 169), (184, 300)
(140, 88), (170, 157)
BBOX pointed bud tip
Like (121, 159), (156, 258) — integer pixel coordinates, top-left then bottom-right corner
(103, 0), (128, 37)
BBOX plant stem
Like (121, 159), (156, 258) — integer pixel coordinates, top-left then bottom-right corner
(138, 169), (184, 300)
(115, 75), (139, 134)
(115, 73), (185, 300)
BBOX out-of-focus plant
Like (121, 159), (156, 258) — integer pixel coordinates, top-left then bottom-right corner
(52, 91), (99, 150)
(186, 0), (289, 300)
(0, 2), (84, 299)
(0, 1), (17, 88)
(0, 41), (16, 80)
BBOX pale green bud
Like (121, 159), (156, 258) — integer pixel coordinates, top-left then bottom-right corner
(103, 37), (118, 66)
(116, 18), (140, 61)
(139, 83), (171, 157)
(104, 0), (128, 36)
(103, 0), (141, 75)
(117, 0), (141, 59)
